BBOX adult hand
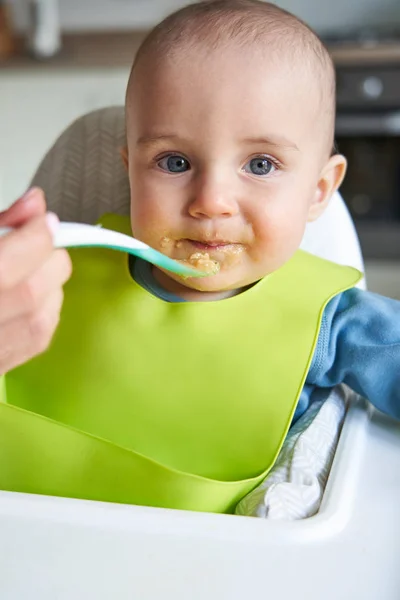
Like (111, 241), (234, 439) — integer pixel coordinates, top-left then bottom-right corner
(0, 188), (72, 374)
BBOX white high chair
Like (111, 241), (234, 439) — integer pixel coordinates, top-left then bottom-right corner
(0, 108), (399, 600)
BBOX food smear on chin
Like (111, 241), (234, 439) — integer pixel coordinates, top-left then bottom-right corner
(179, 252), (220, 275)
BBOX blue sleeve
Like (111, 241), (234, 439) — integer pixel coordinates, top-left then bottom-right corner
(308, 288), (400, 419)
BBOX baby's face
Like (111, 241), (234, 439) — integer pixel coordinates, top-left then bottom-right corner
(125, 46), (342, 296)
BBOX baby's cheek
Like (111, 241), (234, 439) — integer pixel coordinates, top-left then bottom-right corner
(130, 204), (163, 241)
(209, 246), (245, 270)
(270, 228), (304, 266)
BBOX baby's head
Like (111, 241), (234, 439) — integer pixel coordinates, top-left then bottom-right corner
(123, 0), (346, 299)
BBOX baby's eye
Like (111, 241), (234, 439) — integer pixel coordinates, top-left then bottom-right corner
(243, 157), (276, 176)
(157, 155), (190, 173)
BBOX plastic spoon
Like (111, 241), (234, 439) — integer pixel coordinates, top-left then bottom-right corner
(0, 222), (219, 278)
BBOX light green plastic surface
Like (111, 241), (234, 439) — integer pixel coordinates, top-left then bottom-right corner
(0, 215), (362, 513)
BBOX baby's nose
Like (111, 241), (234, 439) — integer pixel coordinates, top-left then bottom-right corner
(188, 180), (239, 219)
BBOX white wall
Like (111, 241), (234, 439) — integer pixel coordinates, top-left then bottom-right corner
(10, 0), (400, 34)
(0, 69), (128, 208)
(11, 1), (189, 31)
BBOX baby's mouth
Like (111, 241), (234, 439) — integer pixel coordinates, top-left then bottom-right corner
(183, 239), (246, 271)
(187, 239), (237, 252)
(159, 236), (245, 273)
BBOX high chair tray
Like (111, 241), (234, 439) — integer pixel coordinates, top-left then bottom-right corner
(0, 397), (399, 600)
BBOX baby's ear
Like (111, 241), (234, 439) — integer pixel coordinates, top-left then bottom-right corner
(308, 154), (347, 222)
(120, 145), (129, 171)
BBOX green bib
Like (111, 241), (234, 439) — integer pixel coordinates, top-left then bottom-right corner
(0, 215), (362, 513)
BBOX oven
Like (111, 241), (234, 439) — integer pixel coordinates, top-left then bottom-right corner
(332, 47), (400, 259)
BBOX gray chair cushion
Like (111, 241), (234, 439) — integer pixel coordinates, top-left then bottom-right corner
(31, 107), (130, 223)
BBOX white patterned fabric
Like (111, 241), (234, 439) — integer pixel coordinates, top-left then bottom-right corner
(236, 386), (348, 519)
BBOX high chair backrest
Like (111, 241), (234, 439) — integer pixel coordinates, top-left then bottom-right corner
(30, 107), (365, 284)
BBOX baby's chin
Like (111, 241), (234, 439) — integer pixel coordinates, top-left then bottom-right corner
(180, 276), (236, 293)
(167, 269), (255, 294)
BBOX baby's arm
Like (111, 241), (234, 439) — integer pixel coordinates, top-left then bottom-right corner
(308, 288), (400, 419)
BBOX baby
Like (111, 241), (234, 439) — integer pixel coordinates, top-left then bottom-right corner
(0, 0), (399, 514)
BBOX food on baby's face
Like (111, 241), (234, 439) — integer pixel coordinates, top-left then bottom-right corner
(188, 244), (245, 271)
(184, 252), (220, 274)
(160, 236), (172, 249)
(159, 236), (245, 276)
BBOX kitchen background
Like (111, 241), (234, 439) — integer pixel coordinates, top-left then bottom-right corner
(0, 0), (399, 297)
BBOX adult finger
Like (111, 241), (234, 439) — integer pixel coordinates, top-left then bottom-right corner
(0, 187), (47, 228)
(0, 249), (72, 325)
(0, 212), (60, 291)
(0, 288), (64, 375)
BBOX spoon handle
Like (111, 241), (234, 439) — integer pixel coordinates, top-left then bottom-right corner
(0, 222), (213, 278)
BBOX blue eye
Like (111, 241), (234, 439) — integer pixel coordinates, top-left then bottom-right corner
(244, 157), (275, 176)
(158, 155), (190, 173)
